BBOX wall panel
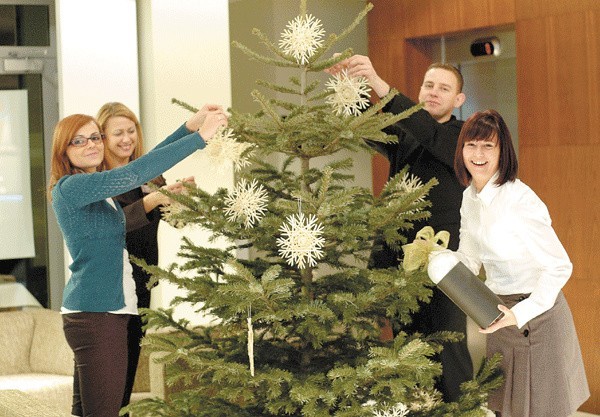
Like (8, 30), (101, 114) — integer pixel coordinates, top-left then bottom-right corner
(399, 0), (514, 38)
(519, 145), (600, 278)
(517, 8), (600, 413)
(399, 0), (434, 39)
(565, 278), (600, 409)
(367, 37), (402, 196)
(520, 143), (600, 413)
(368, 0), (599, 412)
(515, 11), (600, 146)
(516, 0), (600, 20)
(367, 0), (406, 42)
(368, 38), (407, 92)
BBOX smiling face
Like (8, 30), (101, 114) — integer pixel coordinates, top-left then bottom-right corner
(462, 135), (500, 192)
(103, 116), (138, 167)
(418, 67), (466, 123)
(65, 121), (104, 173)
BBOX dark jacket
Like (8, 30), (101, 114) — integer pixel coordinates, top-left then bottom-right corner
(369, 93), (465, 267)
(116, 175), (166, 309)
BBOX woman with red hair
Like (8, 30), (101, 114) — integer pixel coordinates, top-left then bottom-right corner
(48, 104), (227, 417)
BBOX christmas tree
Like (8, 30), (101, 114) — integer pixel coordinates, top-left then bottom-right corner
(124, 1), (501, 416)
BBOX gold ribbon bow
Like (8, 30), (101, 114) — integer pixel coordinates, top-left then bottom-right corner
(401, 226), (450, 272)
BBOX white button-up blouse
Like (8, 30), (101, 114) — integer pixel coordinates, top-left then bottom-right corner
(453, 173), (573, 328)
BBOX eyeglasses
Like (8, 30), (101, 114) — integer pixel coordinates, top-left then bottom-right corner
(69, 134), (105, 147)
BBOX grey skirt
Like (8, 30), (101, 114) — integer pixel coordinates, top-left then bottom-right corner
(486, 291), (589, 417)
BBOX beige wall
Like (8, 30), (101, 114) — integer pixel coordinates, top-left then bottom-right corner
(229, 0), (372, 192)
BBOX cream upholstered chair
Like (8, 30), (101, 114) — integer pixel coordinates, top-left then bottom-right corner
(0, 308), (73, 415)
(0, 307), (162, 416)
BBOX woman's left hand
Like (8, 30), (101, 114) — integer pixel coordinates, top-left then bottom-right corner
(479, 304), (518, 334)
(165, 176), (195, 195)
(186, 104), (224, 132)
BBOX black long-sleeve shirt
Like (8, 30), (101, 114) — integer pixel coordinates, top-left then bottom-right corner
(369, 93), (465, 267)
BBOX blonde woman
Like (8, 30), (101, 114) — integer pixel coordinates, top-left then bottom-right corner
(96, 102), (196, 413)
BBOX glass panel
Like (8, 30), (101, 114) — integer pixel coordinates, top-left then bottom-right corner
(0, 74), (49, 307)
(0, 89), (35, 261)
(0, 6), (17, 45)
(0, 5), (50, 46)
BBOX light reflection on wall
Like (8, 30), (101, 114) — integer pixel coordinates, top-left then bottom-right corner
(0, 90), (35, 260)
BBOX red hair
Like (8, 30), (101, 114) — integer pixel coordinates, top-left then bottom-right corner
(47, 114), (103, 199)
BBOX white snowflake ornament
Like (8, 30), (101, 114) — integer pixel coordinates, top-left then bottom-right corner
(408, 389), (442, 412)
(277, 212), (325, 269)
(397, 172), (424, 196)
(224, 179), (269, 228)
(396, 172), (426, 214)
(205, 127), (254, 171)
(325, 69), (371, 117)
(279, 14), (325, 64)
(160, 201), (188, 229)
(372, 402), (409, 417)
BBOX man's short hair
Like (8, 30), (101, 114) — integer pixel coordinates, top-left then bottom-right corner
(427, 62), (464, 93)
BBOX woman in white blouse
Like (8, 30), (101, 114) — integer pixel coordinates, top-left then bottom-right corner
(438, 109), (589, 417)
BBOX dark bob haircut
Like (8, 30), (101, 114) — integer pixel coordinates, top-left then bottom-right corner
(454, 109), (518, 187)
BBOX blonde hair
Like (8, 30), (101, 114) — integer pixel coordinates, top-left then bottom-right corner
(47, 114), (103, 200)
(96, 102), (144, 167)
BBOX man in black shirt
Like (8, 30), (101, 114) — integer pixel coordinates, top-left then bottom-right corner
(328, 55), (473, 402)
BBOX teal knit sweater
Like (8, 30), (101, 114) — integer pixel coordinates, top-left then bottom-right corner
(52, 124), (205, 312)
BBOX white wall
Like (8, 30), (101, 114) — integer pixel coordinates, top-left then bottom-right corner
(55, 0), (140, 293)
(137, 0), (233, 325)
(56, 0), (139, 116)
(54, 0), (233, 325)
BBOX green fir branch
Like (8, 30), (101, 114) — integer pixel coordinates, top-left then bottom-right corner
(251, 90), (284, 127)
(256, 79), (300, 95)
(232, 40), (298, 68)
(171, 98), (198, 113)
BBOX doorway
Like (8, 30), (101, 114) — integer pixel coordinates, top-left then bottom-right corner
(418, 26), (518, 151)
(445, 26), (518, 153)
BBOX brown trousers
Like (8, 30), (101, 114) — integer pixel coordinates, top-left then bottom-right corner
(63, 313), (130, 417)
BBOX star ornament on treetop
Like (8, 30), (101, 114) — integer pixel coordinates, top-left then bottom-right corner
(277, 212), (325, 269)
(279, 13), (325, 64)
(325, 69), (372, 117)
